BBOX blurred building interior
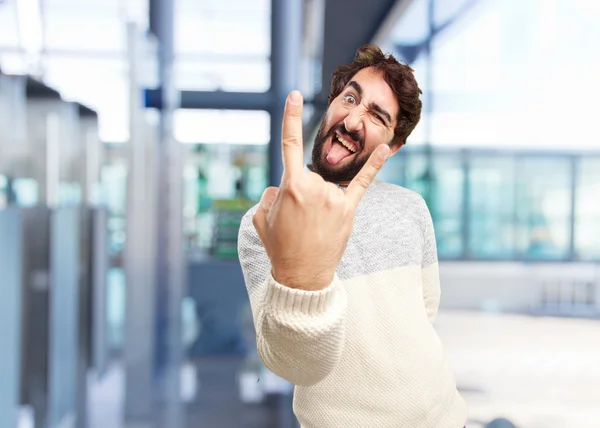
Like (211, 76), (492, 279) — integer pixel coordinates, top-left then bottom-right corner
(0, 0), (599, 427)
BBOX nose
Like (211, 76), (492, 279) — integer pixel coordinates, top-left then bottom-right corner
(343, 105), (364, 134)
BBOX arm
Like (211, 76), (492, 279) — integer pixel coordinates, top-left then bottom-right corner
(238, 211), (348, 386)
(420, 197), (441, 324)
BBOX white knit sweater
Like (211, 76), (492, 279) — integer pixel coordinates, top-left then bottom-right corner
(238, 180), (467, 428)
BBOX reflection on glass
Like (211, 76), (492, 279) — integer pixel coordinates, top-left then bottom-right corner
(0, 175), (7, 208)
(183, 144), (267, 259)
(403, 152), (464, 258)
(378, 152), (405, 186)
(12, 178), (39, 207)
(100, 160), (127, 263)
(431, 155), (464, 258)
(404, 153), (428, 197)
(515, 157), (571, 260)
(469, 156), (516, 258)
(576, 157), (600, 260)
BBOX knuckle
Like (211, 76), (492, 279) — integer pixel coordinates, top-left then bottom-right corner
(325, 184), (343, 207)
(282, 136), (301, 148)
(283, 180), (303, 201)
(354, 175), (371, 189)
(370, 156), (385, 170)
(285, 104), (303, 119)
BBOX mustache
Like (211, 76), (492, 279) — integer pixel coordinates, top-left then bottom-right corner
(329, 124), (363, 150)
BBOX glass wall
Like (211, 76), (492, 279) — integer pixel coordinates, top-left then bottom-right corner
(380, 148), (599, 262)
(175, 0), (271, 93)
(380, 0), (600, 262)
(183, 143), (267, 259)
(176, 109), (270, 260)
(576, 157), (600, 260)
(515, 157), (572, 260)
(468, 155), (516, 259)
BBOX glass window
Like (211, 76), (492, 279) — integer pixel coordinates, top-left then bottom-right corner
(404, 152), (429, 198)
(0, 2), (20, 47)
(468, 155), (516, 259)
(183, 143), (267, 259)
(387, 0), (429, 47)
(515, 157), (572, 260)
(174, 109), (270, 145)
(0, 175), (6, 208)
(386, 0), (600, 151)
(430, 154), (464, 258)
(174, 57), (270, 92)
(175, 0), (271, 92)
(575, 157), (600, 261)
(433, 0), (480, 27)
(42, 56), (129, 142)
(378, 151), (406, 186)
(176, 12), (270, 57)
(44, 13), (126, 52)
(404, 151), (464, 258)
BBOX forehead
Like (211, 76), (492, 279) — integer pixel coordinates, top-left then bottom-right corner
(345, 67), (399, 121)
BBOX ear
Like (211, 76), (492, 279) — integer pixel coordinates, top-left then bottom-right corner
(388, 139), (404, 157)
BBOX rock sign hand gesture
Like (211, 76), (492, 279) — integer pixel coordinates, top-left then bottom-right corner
(253, 90), (390, 291)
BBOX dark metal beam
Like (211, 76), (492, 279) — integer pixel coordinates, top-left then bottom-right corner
(302, 0), (408, 149)
(394, 0), (481, 65)
(315, 0), (399, 107)
(145, 89), (273, 111)
(25, 77), (61, 99)
(150, 0), (185, 425)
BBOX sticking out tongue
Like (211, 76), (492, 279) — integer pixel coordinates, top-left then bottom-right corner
(327, 142), (353, 165)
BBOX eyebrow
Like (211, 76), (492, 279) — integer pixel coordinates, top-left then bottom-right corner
(347, 80), (392, 126)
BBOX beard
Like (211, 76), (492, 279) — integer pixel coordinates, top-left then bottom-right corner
(309, 117), (371, 183)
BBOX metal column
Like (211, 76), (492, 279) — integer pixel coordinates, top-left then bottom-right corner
(422, 0), (436, 211)
(0, 209), (23, 428)
(150, 0), (185, 426)
(124, 23), (157, 423)
(269, 2), (303, 426)
(269, 0), (303, 186)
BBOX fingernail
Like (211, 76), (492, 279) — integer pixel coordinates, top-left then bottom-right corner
(378, 145), (390, 158)
(289, 90), (302, 105)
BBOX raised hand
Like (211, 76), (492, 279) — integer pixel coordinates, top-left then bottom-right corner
(252, 90), (390, 291)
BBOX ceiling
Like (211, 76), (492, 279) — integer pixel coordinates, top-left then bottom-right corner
(0, 0), (417, 142)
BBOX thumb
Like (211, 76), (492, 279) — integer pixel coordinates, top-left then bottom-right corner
(252, 186), (279, 243)
(259, 186), (279, 213)
(346, 144), (389, 207)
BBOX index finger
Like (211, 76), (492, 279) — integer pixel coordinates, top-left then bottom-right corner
(345, 144), (390, 207)
(281, 90), (304, 177)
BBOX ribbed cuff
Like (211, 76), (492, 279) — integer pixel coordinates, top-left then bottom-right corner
(265, 274), (340, 315)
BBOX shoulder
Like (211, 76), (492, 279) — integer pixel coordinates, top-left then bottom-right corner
(367, 180), (429, 214)
(363, 180), (432, 238)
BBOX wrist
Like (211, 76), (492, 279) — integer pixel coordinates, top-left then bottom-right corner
(271, 266), (333, 291)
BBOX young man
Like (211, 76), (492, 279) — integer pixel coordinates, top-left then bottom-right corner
(238, 45), (467, 428)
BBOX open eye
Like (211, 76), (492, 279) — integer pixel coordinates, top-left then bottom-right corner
(344, 94), (357, 105)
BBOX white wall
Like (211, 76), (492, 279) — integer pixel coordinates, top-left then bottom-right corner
(439, 262), (600, 315)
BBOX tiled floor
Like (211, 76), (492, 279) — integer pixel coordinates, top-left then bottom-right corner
(436, 311), (600, 428)
(86, 311), (600, 428)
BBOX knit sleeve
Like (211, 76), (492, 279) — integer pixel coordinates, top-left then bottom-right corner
(420, 197), (441, 324)
(237, 209), (348, 386)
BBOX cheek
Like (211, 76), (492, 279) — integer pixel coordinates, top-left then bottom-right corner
(365, 125), (390, 149)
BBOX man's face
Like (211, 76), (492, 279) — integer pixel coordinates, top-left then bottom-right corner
(311, 67), (400, 183)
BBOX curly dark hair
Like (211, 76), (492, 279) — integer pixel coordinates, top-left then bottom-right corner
(328, 44), (422, 146)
